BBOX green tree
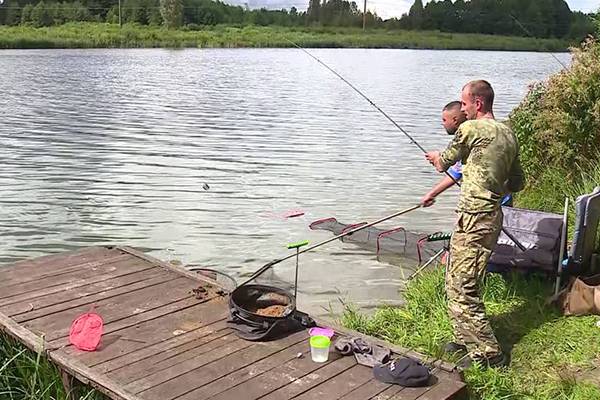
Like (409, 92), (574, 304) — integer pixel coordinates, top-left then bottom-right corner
(123, 0), (146, 24)
(306, 0), (320, 24)
(3, 0), (22, 25)
(106, 4), (119, 22)
(523, 0), (545, 37)
(30, 0), (53, 26)
(568, 11), (595, 40)
(160, 0), (182, 27)
(20, 2), (33, 23)
(408, 0), (423, 30)
(550, 0), (572, 37)
(147, 3), (162, 25)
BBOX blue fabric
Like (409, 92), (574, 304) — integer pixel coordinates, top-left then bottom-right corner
(449, 162), (513, 205)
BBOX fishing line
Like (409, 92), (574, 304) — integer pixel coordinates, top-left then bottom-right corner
(286, 38), (528, 251)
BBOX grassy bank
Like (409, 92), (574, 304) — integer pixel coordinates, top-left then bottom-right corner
(0, 332), (105, 399)
(0, 22), (571, 50)
(343, 269), (600, 399)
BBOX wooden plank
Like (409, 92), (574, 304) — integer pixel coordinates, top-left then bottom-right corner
(2, 268), (171, 318)
(99, 319), (229, 376)
(258, 355), (357, 400)
(414, 376), (467, 400)
(117, 246), (230, 292)
(23, 276), (193, 341)
(49, 350), (143, 400)
(112, 331), (239, 384)
(49, 295), (223, 350)
(81, 301), (229, 368)
(205, 345), (345, 400)
(292, 364), (375, 400)
(338, 378), (392, 400)
(0, 310), (46, 353)
(0, 257), (154, 309)
(175, 340), (310, 400)
(389, 386), (431, 400)
(0, 247), (125, 284)
(134, 330), (308, 399)
(125, 335), (253, 394)
(370, 386), (406, 400)
(0, 255), (139, 301)
(0, 252), (131, 291)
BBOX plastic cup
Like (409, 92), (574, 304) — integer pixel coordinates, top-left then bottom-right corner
(310, 335), (330, 363)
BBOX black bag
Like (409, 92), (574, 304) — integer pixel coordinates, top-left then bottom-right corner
(227, 284), (315, 341)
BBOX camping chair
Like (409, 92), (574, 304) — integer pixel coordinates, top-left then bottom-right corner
(564, 186), (600, 277)
(488, 205), (567, 280)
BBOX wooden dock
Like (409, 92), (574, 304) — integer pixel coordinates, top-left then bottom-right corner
(0, 246), (466, 400)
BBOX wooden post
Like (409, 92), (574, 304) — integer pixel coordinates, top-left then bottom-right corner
(362, 0), (366, 30)
(118, 0), (122, 27)
(60, 369), (77, 400)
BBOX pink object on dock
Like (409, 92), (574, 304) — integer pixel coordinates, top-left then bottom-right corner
(309, 327), (335, 338)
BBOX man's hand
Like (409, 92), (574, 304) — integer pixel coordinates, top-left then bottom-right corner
(420, 192), (436, 207)
(425, 151), (444, 172)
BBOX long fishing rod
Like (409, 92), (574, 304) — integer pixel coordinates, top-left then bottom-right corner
(286, 38), (527, 252)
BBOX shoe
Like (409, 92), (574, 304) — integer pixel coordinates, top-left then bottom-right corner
(443, 342), (468, 356)
(455, 355), (473, 370)
(456, 352), (509, 371)
(485, 352), (509, 368)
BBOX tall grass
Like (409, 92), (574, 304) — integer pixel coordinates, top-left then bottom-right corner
(0, 22), (571, 50)
(0, 333), (105, 400)
(510, 36), (600, 214)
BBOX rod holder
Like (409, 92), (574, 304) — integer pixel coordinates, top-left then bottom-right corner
(287, 240), (309, 299)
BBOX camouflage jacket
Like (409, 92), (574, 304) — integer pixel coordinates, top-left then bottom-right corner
(439, 118), (525, 213)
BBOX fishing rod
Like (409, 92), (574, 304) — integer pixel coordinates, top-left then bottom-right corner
(241, 204), (421, 286)
(509, 13), (569, 70)
(286, 38), (527, 252)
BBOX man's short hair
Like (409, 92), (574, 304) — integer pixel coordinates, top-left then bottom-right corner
(463, 80), (494, 112)
(443, 101), (462, 112)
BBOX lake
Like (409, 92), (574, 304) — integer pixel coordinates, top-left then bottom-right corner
(0, 48), (568, 316)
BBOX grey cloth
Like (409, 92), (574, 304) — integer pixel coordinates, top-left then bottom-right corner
(334, 337), (391, 368)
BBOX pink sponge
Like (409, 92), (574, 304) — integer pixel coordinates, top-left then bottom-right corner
(69, 312), (104, 351)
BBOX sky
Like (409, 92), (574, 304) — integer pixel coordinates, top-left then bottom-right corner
(226, 0), (599, 20)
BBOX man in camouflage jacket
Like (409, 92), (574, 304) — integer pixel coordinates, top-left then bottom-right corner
(425, 80), (525, 368)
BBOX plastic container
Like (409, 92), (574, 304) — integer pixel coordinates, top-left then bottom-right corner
(310, 335), (331, 363)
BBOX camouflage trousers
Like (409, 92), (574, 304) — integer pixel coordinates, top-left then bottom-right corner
(446, 209), (503, 360)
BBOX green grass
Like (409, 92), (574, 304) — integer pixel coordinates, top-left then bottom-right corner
(0, 22), (571, 50)
(0, 332), (105, 400)
(342, 268), (600, 399)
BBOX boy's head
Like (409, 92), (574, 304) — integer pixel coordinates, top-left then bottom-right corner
(442, 101), (467, 135)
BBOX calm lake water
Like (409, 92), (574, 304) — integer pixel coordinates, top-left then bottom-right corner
(0, 48), (568, 317)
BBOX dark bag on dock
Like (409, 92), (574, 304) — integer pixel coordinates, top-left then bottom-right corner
(227, 284), (315, 341)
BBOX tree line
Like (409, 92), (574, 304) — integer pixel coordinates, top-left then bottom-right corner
(0, 0), (596, 40)
(388, 0), (595, 39)
(0, 0), (379, 28)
